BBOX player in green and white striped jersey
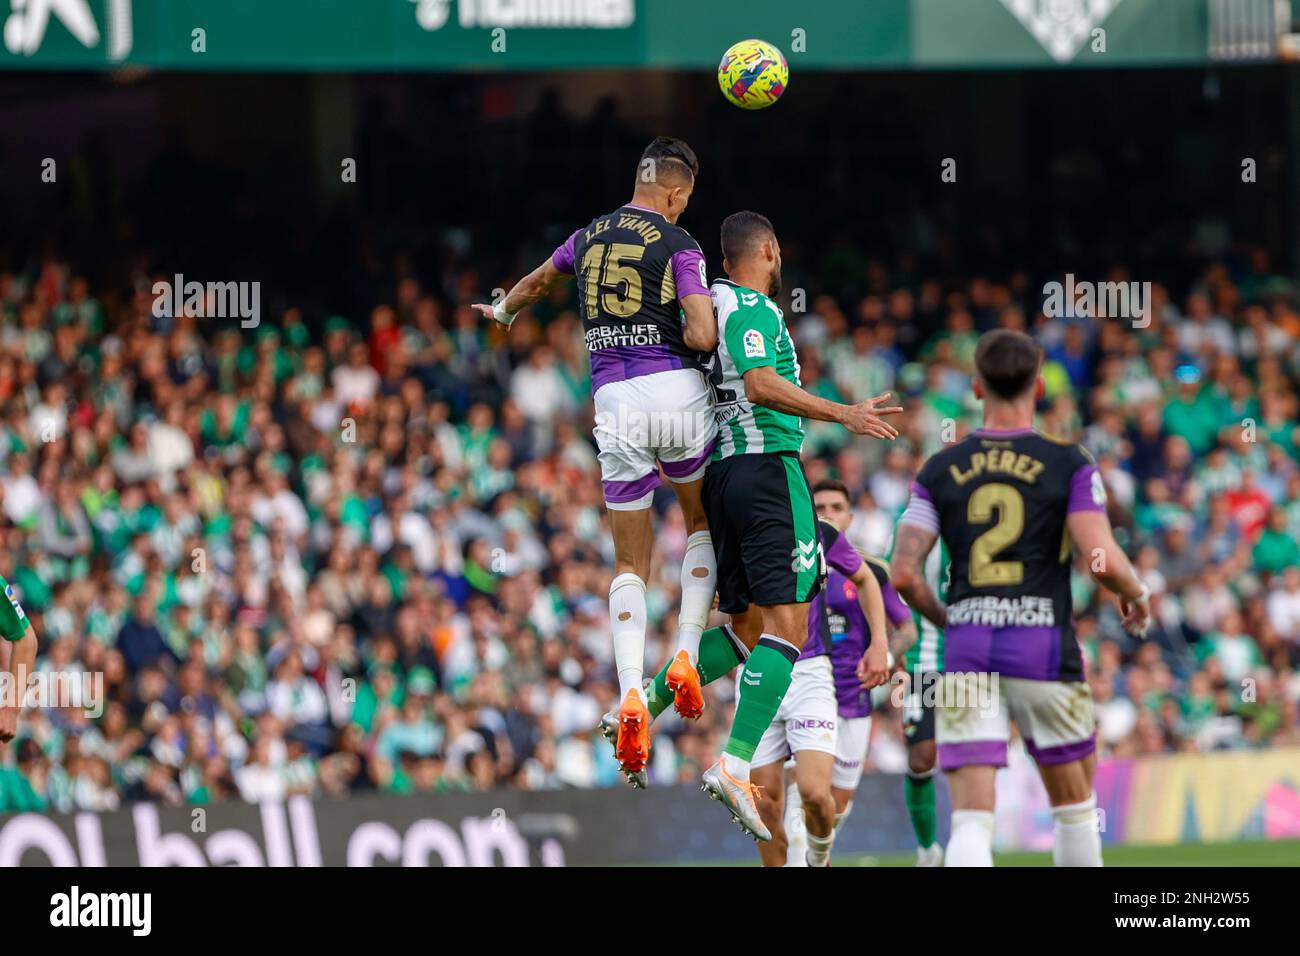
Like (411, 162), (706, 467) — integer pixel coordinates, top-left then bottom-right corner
(892, 522), (950, 865)
(0, 574), (37, 744)
(694, 211), (903, 842)
(707, 279), (806, 458)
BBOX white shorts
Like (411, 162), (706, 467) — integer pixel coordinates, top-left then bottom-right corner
(832, 715), (872, 791)
(593, 368), (717, 510)
(935, 673), (1096, 771)
(753, 656), (838, 769)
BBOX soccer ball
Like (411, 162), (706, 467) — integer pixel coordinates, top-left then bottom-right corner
(717, 39), (788, 110)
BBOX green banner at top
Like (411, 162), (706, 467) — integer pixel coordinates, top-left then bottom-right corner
(0, 0), (1280, 72)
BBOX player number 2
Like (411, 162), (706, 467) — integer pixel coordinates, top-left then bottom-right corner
(967, 482), (1024, 587)
(580, 242), (644, 318)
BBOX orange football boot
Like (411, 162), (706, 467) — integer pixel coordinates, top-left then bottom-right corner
(665, 650), (705, 720)
(615, 689), (651, 775)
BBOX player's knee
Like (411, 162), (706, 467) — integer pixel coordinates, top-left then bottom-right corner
(908, 742), (936, 776)
(730, 610), (762, 646)
(797, 779), (834, 816)
(1044, 763), (1092, 806)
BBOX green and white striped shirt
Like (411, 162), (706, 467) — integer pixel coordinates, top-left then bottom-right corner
(708, 279), (803, 459)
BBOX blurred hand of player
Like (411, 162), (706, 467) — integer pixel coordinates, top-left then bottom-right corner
(841, 392), (904, 439)
(1120, 584), (1151, 638)
(857, 642), (890, 690)
(470, 303), (501, 324)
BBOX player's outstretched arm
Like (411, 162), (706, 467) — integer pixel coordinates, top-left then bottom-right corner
(1066, 510), (1150, 636)
(890, 522), (946, 630)
(849, 563), (891, 689)
(472, 257), (572, 328)
(742, 367), (902, 439)
(680, 293), (718, 352)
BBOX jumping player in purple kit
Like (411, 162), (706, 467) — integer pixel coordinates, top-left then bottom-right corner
(891, 329), (1150, 867)
(473, 137), (720, 784)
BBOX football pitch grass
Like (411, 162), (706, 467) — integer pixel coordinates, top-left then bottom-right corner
(670, 839), (1300, 866)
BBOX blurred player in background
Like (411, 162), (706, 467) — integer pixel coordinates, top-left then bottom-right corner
(778, 478), (915, 866)
(474, 137), (719, 782)
(891, 329), (1150, 867)
(695, 211), (899, 839)
(0, 573), (38, 744)
(895, 528), (948, 866)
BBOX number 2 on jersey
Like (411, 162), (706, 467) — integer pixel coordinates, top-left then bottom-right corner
(967, 482), (1024, 587)
(580, 242), (644, 319)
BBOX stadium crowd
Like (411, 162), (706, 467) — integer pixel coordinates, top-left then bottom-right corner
(0, 242), (1298, 812)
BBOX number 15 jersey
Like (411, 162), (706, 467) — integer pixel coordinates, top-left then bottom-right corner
(552, 204), (709, 395)
(898, 428), (1107, 682)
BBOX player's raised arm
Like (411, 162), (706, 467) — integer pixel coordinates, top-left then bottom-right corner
(891, 481), (946, 630)
(472, 233), (577, 328)
(1066, 491), (1150, 636)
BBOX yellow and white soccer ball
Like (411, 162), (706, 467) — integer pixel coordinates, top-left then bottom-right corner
(717, 39), (788, 110)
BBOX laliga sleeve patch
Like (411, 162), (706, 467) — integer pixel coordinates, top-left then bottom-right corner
(698, 259), (708, 287)
(1091, 470), (1107, 506)
(5, 584), (24, 618)
(743, 328), (766, 359)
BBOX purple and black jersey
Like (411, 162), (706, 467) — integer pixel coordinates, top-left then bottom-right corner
(801, 519), (907, 716)
(799, 519), (862, 663)
(899, 428), (1106, 682)
(551, 204), (709, 393)
(803, 528), (912, 718)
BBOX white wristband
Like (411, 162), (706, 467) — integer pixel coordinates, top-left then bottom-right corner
(492, 301), (516, 327)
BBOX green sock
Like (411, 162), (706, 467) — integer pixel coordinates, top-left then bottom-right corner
(646, 626), (744, 719)
(905, 773), (937, 848)
(723, 641), (796, 762)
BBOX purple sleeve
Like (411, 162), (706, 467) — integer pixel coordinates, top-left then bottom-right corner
(898, 479), (940, 533)
(883, 582), (911, 626)
(825, 532), (864, 578)
(1067, 463), (1107, 514)
(671, 247), (709, 299)
(550, 229), (582, 275)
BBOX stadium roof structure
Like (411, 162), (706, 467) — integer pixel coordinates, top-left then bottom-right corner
(0, 0), (1292, 73)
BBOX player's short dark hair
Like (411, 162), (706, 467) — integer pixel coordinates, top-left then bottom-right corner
(720, 210), (775, 263)
(975, 329), (1043, 400)
(639, 136), (698, 186)
(812, 478), (851, 501)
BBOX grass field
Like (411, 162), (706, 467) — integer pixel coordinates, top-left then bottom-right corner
(849, 839), (1300, 867)
(673, 839), (1300, 866)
